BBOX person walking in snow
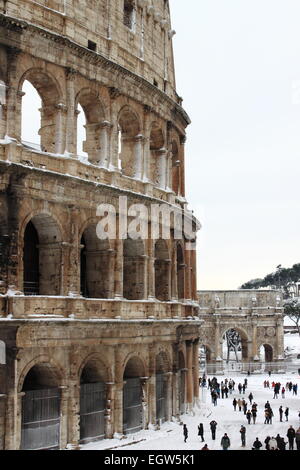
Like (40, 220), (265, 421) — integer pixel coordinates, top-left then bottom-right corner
(252, 408), (257, 424)
(232, 398), (237, 411)
(237, 398), (242, 412)
(264, 436), (271, 450)
(210, 420), (217, 440)
(246, 409), (252, 425)
(198, 423), (204, 442)
(252, 437), (262, 450)
(183, 424), (188, 443)
(279, 405), (283, 422)
(281, 387), (285, 398)
(287, 425), (296, 450)
(240, 425), (246, 447)
(248, 392), (253, 404)
(220, 433), (230, 450)
(285, 407), (289, 422)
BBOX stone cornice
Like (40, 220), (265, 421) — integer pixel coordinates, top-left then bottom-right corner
(0, 13), (191, 129)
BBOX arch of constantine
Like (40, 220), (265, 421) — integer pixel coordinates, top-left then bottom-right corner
(198, 290), (285, 373)
(0, 0), (201, 450)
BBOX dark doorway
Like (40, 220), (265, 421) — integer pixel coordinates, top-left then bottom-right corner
(23, 221), (39, 295)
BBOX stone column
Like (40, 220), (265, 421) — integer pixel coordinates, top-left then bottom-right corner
(193, 339), (200, 405)
(105, 382), (115, 439)
(165, 372), (173, 422)
(172, 370), (180, 420)
(141, 377), (149, 430)
(114, 238), (123, 300)
(276, 316), (285, 361)
(59, 386), (69, 449)
(5, 47), (20, 141)
(133, 134), (144, 180)
(99, 121), (112, 168)
(171, 248), (178, 301)
(251, 316), (259, 361)
(157, 148), (168, 190)
(66, 380), (80, 448)
(214, 315), (223, 372)
(179, 135), (186, 197)
(186, 341), (193, 412)
(55, 103), (67, 154)
(147, 241), (156, 301)
(108, 88), (121, 172)
(65, 68), (77, 156)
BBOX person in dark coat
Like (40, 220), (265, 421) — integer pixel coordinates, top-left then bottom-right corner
(201, 444), (209, 450)
(232, 398), (237, 411)
(183, 424), (188, 443)
(246, 409), (252, 424)
(210, 420), (217, 440)
(287, 425), (296, 450)
(240, 425), (246, 447)
(220, 433), (230, 450)
(252, 408), (257, 424)
(279, 405), (283, 422)
(248, 392), (253, 404)
(264, 436), (271, 450)
(198, 423), (204, 442)
(285, 407), (289, 422)
(252, 437), (262, 450)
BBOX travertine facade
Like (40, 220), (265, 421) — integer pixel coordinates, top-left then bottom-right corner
(0, 0), (201, 449)
(198, 290), (284, 372)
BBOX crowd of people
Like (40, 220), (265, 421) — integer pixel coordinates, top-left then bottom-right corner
(184, 373), (300, 450)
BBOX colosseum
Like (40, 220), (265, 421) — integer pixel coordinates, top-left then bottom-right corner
(0, 0), (201, 449)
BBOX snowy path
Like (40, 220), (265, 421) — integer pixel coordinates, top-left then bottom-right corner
(82, 372), (300, 451)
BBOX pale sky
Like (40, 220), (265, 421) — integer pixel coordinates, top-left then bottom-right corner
(170, 0), (300, 290)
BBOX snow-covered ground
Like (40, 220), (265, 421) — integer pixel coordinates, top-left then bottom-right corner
(81, 334), (300, 451)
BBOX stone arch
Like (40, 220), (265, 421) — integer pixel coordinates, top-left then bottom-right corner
(118, 105), (142, 178)
(22, 212), (63, 295)
(155, 350), (171, 424)
(221, 326), (250, 362)
(123, 0), (136, 30)
(123, 238), (146, 300)
(19, 356), (64, 450)
(18, 355), (65, 393)
(75, 88), (108, 165)
(123, 354), (146, 434)
(79, 353), (110, 443)
(155, 239), (171, 301)
(259, 343), (274, 363)
(80, 223), (113, 298)
(19, 68), (63, 153)
(149, 122), (165, 186)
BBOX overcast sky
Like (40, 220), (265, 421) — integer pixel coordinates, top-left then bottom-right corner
(170, 0), (300, 290)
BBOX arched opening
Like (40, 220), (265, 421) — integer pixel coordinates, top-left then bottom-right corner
(171, 141), (180, 195)
(176, 243), (185, 301)
(20, 70), (61, 153)
(222, 328), (248, 364)
(76, 89), (106, 165)
(123, 0), (135, 31)
(118, 107), (141, 179)
(21, 80), (42, 149)
(155, 353), (169, 424)
(123, 239), (145, 300)
(123, 356), (145, 434)
(149, 123), (165, 186)
(155, 240), (170, 301)
(80, 225), (112, 299)
(21, 363), (61, 450)
(178, 351), (186, 414)
(260, 344), (273, 363)
(80, 359), (106, 443)
(23, 215), (62, 295)
(23, 221), (39, 295)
